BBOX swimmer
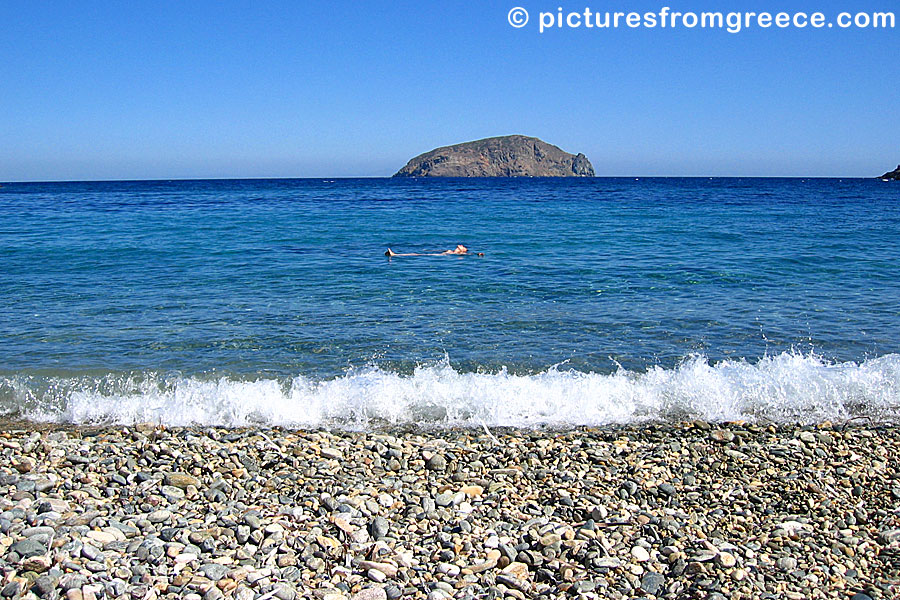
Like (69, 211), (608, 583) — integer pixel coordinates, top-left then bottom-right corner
(385, 244), (483, 257)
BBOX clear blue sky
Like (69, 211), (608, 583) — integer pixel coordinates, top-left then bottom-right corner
(1, 0), (896, 180)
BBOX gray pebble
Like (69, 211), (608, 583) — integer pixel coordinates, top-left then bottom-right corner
(272, 584), (296, 600)
(105, 579), (127, 597)
(370, 516), (389, 540)
(21, 526), (55, 539)
(204, 587), (225, 600)
(640, 571), (665, 596)
(0, 582), (21, 598)
(658, 483), (677, 497)
(58, 574), (86, 592)
(435, 492), (454, 507)
(200, 563), (230, 581)
(426, 454), (447, 471)
(11, 538), (46, 559)
(243, 514), (261, 530)
(31, 576), (57, 598)
(877, 529), (900, 545)
(776, 557), (798, 572)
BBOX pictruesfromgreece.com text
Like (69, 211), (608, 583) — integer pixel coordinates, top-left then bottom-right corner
(507, 6), (896, 34)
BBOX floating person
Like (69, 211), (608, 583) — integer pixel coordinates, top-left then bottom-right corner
(385, 244), (483, 257)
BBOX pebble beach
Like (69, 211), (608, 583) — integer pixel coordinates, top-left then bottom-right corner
(1, 422), (899, 600)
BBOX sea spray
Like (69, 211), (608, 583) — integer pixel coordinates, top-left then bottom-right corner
(2, 351), (898, 428)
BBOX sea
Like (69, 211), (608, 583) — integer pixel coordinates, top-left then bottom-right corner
(1, 177), (899, 429)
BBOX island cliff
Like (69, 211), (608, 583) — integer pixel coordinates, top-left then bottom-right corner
(393, 135), (595, 177)
(881, 165), (900, 180)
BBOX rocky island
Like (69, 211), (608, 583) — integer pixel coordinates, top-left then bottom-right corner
(881, 165), (900, 180)
(393, 135), (594, 178)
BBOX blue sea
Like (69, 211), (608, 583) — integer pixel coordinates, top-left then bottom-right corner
(1, 177), (899, 428)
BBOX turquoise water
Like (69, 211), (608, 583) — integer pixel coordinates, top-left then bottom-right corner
(1, 178), (899, 426)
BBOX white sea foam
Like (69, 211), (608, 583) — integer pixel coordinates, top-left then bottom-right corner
(3, 352), (899, 428)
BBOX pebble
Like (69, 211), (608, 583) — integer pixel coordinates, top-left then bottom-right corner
(65, 590), (82, 600)
(175, 552), (198, 564)
(498, 561), (530, 590)
(460, 485), (483, 498)
(369, 516), (389, 540)
(367, 568), (386, 583)
(425, 454), (446, 471)
(205, 588), (224, 600)
(200, 563), (229, 581)
(798, 431), (817, 444)
(715, 552), (737, 568)
(658, 483), (677, 496)
(877, 529), (900, 545)
(147, 510), (172, 523)
(160, 485), (185, 500)
(80, 544), (101, 561)
(710, 429), (735, 443)
(82, 585), (102, 600)
(631, 546), (651, 562)
(272, 583), (296, 600)
(434, 492), (454, 507)
(1, 582), (21, 598)
(539, 533), (561, 546)
(10, 538), (46, 558)
(32, 576), (56, 597)
(777, 556), (798, 572)
(320, 447), (343, 460)
(164, 472), (200, 489)
(22, 526), (55, 539)
(13, 457), (35, 473)
(350, 588), (387, 600)
(22, 555), (51, 572)
(0, 423), (894, 600)
(640, 571), (665, 596)
(233, 589), (254, 600)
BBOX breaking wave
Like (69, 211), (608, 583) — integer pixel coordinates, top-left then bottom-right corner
(1, 352), (899, 428)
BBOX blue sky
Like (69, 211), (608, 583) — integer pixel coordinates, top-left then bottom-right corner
(0, 0), (896, 180)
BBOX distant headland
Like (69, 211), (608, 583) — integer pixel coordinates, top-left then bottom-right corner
(881, 165), (900, 180)
(393, 135), (595, 178)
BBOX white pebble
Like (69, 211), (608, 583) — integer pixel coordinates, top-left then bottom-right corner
(631, 546), (651, 562)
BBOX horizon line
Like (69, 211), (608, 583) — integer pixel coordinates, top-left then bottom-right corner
(0, 175), (889, 185)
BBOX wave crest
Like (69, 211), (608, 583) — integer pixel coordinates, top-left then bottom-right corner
(2, 352), (899, 428)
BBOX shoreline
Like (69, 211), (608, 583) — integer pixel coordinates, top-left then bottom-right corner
(1, 422), (898, 599)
